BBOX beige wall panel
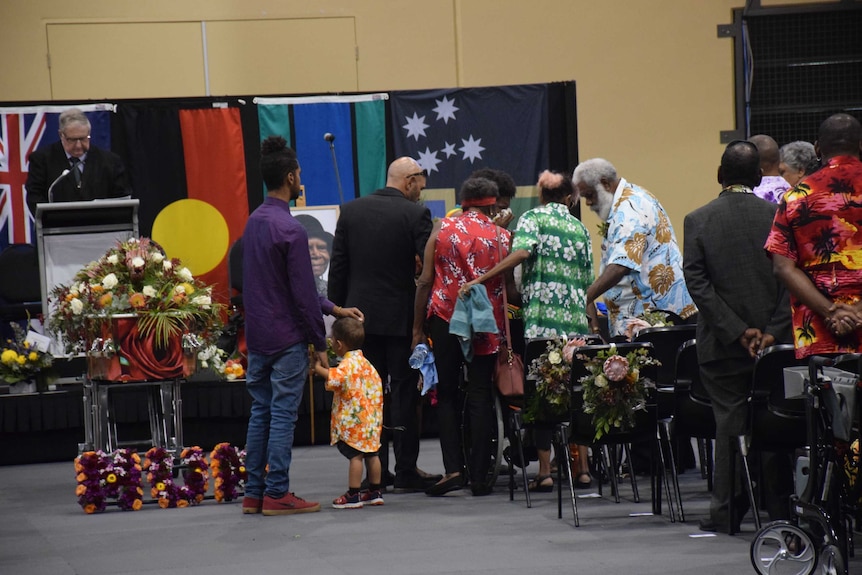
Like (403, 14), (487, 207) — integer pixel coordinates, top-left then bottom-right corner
(47, 22), (205, 99)
(205, 18), (357, 95)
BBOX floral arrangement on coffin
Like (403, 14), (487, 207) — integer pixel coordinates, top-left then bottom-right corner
(74, 449), (143, 513)
(49, 237), (224, 380)
(143, 446), (209, 508)
(1, 322), (54, 385)
(523, 336), (585, 423)
(579, 344), (660, 440)
(49, 237), (224, 350)
(624, 309), (674, 340)
(210, 443), (247, 502)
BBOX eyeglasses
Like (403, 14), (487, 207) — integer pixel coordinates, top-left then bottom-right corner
(407, 169), (428, 179)
(62, 134), (91, 145)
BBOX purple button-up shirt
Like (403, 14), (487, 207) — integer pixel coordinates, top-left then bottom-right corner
(242, 197), (332, 355)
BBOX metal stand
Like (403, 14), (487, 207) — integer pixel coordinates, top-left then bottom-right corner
(81, 377), (184, 456)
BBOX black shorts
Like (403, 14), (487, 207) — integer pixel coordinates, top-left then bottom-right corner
(336, 441), (378, 460)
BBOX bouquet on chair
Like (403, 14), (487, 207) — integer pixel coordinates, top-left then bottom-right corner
(579, 344), (659, 440)
(523, 336), (585, 423)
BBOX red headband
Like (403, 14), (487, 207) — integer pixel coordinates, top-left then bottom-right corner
(460, 197), (498, 208)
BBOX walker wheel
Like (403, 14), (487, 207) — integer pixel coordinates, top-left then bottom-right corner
(816, 544), (845, 575)
(750, 520), (817, 575)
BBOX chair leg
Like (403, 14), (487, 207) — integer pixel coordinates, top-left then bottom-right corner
(602, 445), (620, 503)
(510, 411), (531, 508)
(737, 435), (761, 531)
(697, 438), (709, 480)
(624, 443), (640, 504)
(658, 419), (683, 522)
(705, 439), (714, 492)
(555, 424), (579, 526)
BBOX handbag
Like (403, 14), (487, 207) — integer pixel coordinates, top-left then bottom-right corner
(492, 225), (525, 397)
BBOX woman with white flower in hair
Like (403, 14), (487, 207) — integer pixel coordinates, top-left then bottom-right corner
(462, 170), (596, 491)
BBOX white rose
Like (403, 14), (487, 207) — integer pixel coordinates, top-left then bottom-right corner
(191, 295), (211, 308)
(77, 282), (88, 293)
(151, 252), (164, 264)
(107, 254), (119, 265)
(178, 267), (194, 281)
(102, 273), (118, 290)
(163, 260), (172, 271)
(70, 298), (84, 315)
(548, 351), (562, 365)
(595, 374), (608, 388)
(131, 257), (145, 268)
(142, 285), (156, 298)
(174, 285), (186, 295)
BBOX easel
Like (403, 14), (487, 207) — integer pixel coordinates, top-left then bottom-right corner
(295, 185), (316, 443)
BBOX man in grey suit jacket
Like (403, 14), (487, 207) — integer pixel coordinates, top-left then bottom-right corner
(328, 157), (437, 492)
(683, 140), (793, 533)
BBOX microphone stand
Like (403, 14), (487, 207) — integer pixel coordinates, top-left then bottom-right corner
(47, 169), (71, 203)
(327, 140), (346, 205)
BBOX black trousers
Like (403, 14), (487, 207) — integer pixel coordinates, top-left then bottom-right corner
(429, 315), (496, 483)
(362, 333), (420, 479)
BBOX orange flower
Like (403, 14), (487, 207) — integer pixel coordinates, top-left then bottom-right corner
(76, 484), (87, 496)
(131, 453), (141, 463)
(129, 293), (146, 309)
(136, 487), (144, 495)
(84, 503), (97, 514)
(158, 498), (169, 509)
(132, 499), (143, 511)
(98, 293), (113, 308)
(76, 472), (87, 482)
(151, 488), (159, 498)
(177, 500), (189, 508)
(215, 492), (224, 502)
(90, 285), (104, 294)
(195, 494), (204, 503)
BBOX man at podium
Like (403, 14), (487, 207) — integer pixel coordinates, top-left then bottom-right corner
(25, 107), (131, 215)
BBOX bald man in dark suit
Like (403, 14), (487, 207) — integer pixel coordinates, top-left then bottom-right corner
(683, 140), (793, 533)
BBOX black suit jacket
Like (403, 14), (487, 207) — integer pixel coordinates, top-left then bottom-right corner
(328, 187), (432, 337)
(25, 141), (131, 215)
(683, 191), (791, 363)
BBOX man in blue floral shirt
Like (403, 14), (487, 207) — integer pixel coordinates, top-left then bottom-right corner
(573, 158), (696, 338)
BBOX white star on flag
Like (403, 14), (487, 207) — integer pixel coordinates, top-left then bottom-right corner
(441, 142), (457, 158)
(402, 112), (429, 141)
(432, 96), (459, 124)
(459, 135), (485, 164)
(416, 147), (442, 173)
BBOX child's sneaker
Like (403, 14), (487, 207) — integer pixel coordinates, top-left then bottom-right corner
(360, 489), (384, 506)
(332, 491), (363, 509)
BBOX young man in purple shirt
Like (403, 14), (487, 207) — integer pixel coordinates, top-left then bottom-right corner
(241, 136), (362, 516)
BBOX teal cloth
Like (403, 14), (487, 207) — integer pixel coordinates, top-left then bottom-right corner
(449, 284), (498, 361)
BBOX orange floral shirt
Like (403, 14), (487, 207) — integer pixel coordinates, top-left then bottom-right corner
(325, 350), (383, 452)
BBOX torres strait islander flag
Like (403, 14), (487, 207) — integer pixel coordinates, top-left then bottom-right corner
(390, 84), (549, 220)
(119, 105), (249, 305)
(0, 104), (113, 251)
(256, 94), (388, 205)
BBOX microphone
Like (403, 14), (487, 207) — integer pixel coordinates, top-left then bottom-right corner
(47, 169), (71, 203)
(324, 132), (345, 205)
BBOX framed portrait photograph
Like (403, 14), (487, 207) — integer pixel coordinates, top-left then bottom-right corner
(292, 205), (339, 286)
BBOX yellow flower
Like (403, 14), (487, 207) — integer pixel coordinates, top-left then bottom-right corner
(28, 352), (38, 362)
(156, 481), (166, 491)
(1, 349), (18, 364)
(16, 355), (26, 365)
(106, 473), (117, 484)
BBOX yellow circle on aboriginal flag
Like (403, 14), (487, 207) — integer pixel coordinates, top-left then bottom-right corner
(152, 199), (229, 275)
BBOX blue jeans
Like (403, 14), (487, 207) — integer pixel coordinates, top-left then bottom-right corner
(244, 343), (308, 499)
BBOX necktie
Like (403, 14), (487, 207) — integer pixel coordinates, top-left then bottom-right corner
(69, 157), (82, 188)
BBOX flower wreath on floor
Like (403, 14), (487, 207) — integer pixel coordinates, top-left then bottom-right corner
(210, 443), (247, 502)
(579, 344), (659, 440)
(143, 446), (209, 508)
(524, 336), (585, 423)
(75, 449), (143, 513)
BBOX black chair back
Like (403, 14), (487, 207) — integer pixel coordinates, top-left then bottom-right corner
(0, 243), (42, 320)
(752, 344), (807, 418)
(633, 325), (697, 389)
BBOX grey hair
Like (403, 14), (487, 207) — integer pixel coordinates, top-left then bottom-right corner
(779, 141), (818, 175)
(572, 158), (618, 189)
(58, 108), (90, 134)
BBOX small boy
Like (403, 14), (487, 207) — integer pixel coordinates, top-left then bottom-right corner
(312, 317), (384, 509)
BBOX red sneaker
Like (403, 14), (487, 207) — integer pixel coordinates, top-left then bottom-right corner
(262, 492), (321, 515)
(332, 491), (363, 509)
(242, 496), (262, 514)
(360, 489), (384, 506)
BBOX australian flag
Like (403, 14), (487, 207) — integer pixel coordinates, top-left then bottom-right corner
(390, 83), (549, 189)
(0, 104), (113, 251)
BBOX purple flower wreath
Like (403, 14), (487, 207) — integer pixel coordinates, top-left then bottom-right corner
(210, 443), (247, 503)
